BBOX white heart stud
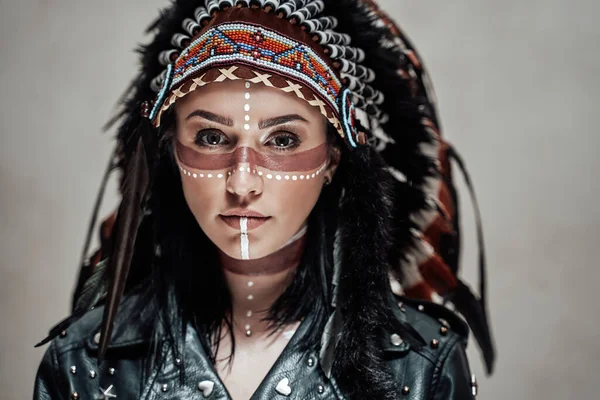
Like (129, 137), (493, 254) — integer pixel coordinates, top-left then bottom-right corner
(197, 380), (214, 397)
(275, 377), (292, 396)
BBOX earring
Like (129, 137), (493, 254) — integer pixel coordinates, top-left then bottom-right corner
(324, 177), (331, 186)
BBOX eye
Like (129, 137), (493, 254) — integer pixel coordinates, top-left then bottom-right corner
(265, 133), (300, 150)
(195, 130), (229, 147)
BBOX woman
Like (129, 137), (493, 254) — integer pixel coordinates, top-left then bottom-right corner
(35, 0), (494, 398)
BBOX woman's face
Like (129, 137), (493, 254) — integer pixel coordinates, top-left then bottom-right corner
(173, 79), (338, 260)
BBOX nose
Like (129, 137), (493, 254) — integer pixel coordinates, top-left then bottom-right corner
(226, 162), (263, 198)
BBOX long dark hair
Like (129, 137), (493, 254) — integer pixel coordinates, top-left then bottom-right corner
(125, 120), (346, 365)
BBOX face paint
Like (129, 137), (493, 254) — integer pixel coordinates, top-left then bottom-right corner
(174, 79), (336, 261)
(244, 81), (252, 132)
(240, 216), (249, 260)
(176, 141), (329, 178)
(219, 230), (306, 276)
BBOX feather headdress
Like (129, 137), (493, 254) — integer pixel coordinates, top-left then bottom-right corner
(37, 0), (495, 395)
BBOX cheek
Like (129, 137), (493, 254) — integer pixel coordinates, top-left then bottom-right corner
(268, 179), (323, 223)
(179, 174), (223, 224)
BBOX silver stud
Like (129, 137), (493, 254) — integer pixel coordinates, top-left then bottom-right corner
(161, 383), (169, 392)
(71, 392), (80, 400)
(440, 326), (448, 335)
(93, 332), (101, 344)
(471, 374), (478, 397)
(245, 81), (251, 89)
(317, 384), (324, 394)
(246, 329), (252, 337)
(307, 357), (315, 367)
(401, 385), (410, 395)
(60, 330), (67, 338)
(69, 366), (77, 375)
(89, 370), (96, 378)
(417, 305), (424, 311)
(431, 339), (439, 349)
(390, 333), (403, 346)
(175, 358), (182, 366)
(275, 377), (292, 396)
(108, 367), (115, 376)
(198, 380), (215, 397)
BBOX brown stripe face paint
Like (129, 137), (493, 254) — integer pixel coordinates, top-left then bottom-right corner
(218, 230), (306, 276)
(176, 140), (328, 172)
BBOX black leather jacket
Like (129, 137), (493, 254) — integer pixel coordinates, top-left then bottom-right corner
(34, 295), (476, 399)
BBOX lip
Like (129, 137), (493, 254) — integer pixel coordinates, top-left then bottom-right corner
(219, 209), (270, 231)
(221, 209), (267, 218)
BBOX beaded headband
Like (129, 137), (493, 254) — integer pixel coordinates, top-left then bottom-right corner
(147, 1), (387, 148)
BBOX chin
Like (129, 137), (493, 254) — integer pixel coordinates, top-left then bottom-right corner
(218, 234), (281, 260)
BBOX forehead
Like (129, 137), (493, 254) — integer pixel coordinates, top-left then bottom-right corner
(174, 79), (325, 124)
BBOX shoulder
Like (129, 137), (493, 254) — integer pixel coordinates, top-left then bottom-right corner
(46, 293), (152, 356)
(34, 294), (153, 399)
(381, 295), (468, 363)
(394, 295), (469, 350)
(380, 295), (476, 398)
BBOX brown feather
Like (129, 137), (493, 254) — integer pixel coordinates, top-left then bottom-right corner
(97, 135), (149, 362)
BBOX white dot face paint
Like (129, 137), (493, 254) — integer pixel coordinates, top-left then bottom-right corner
(240, 217), (249, 260)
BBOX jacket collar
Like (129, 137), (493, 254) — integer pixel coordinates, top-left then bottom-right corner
(86, 292), (155, 351)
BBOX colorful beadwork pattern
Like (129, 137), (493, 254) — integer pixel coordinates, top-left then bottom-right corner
(175, 22), (341, 105)
(152, 22), (346, 129)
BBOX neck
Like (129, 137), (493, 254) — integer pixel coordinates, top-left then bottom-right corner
(218, 232), (306, 338)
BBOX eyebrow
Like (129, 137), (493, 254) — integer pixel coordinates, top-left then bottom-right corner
(258, 114), (309, 129)
(185, 109), (234, 126)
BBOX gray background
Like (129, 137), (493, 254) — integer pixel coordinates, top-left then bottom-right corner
(1, 0), (598, 398)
